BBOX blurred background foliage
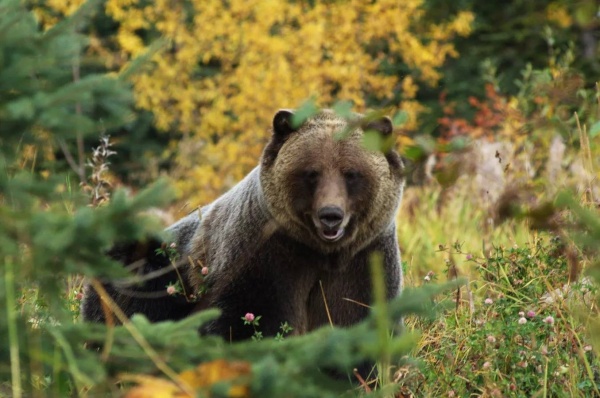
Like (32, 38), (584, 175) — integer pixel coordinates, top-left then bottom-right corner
(33, 0), (475, 203)
(2, 0), (600, 396)
(27, 0), (599, 209)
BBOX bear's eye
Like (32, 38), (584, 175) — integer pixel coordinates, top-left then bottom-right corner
(344, 170), (362, 182)
(304, 169), (320, 184)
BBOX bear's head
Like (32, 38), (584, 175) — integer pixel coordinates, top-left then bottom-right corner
(260, 109), (405, 254)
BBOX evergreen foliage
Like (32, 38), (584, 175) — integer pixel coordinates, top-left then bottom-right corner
(0, 2), (453, 396)
(420, 0), (599, 133)
(0, 0), (171, 395)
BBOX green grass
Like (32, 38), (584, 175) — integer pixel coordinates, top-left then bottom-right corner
(398, 183), (533, 280)
(397, 187), (600, 397)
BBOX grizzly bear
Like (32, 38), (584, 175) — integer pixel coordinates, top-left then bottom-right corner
(81, 109), (405, 343)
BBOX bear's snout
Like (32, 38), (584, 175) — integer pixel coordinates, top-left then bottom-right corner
(316, 206), (346, 241)
(318, 206), (344, 229)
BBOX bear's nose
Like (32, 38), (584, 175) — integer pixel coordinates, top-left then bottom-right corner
(318, 206), (344, 229)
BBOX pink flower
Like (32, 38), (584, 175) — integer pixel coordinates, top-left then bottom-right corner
(482, 361), (492, 370)
(466, 254), (473, 260)
(244, 313), (255, 323)
(487, 335), (496, 343)
(424, 271), (434, 282)
(526, 310), (535, 318)
(543, 316), (555, 325)
(484, 298), (493, 305)
(201, 266), (209, 275)
(166, 285), (177, 295)
(518, 317), (527, 325)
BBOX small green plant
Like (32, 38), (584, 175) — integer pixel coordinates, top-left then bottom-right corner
(156, 243), (210, 302)
(165, 281), (183, 296)
(242, 313), (263, 341)
(403, 237), (599, 396)
(240, 317), (296, 342)
(155, 242), (180, 262)
(275, 322), (294, 341)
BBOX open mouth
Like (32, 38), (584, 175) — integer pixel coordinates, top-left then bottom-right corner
(319, 227), (345, 242)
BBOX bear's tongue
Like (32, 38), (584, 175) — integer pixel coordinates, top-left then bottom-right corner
(322, 228), (344, 241)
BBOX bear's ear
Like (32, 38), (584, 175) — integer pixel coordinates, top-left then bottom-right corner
(364, 116), (393, 137)
(272, 109), (296, 137)
(364, 116), (403, 170)
(262, 109), (298, 167)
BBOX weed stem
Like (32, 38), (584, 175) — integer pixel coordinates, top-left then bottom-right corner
(5, 258), (22, 398)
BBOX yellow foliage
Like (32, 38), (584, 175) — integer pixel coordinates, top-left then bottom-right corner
(43, 0), (473, 208)
(123, 376), (186, 398)
(45, 0), (83, 14)
(123, 359), (251, 398)
(546, 3), (573, 28)
(34, 0), (85, 26)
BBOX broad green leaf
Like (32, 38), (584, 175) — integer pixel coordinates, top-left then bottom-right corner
(589, 121), (600, 138)
(402, 145), (425, 161)
(291, 99), (318, 129)
(332, 100), (353, 119)
(392, 111), (408, 127)
(362, 130), (384, 151)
